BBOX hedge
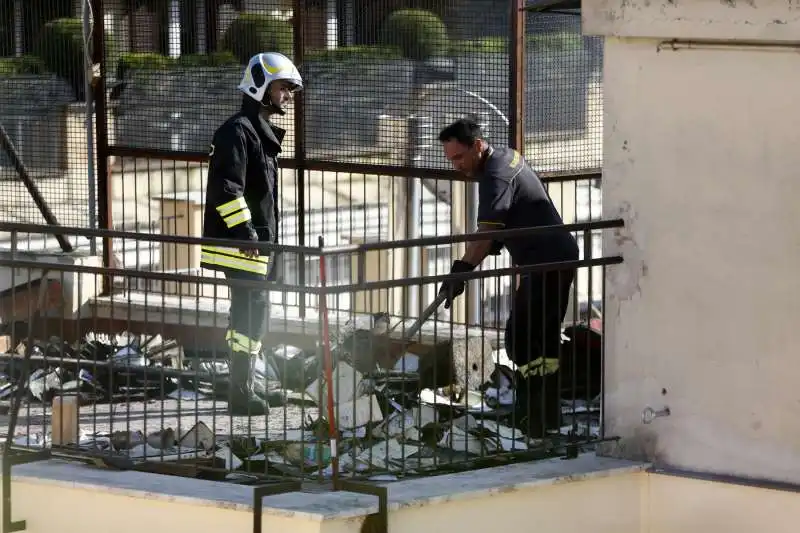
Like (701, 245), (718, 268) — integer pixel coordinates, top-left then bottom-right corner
(34, 17), (116, 101)
(116, 51), (239, 78)
(0, 56), (46, 75)
(379, 9), (449, 61)
(219, 13), (293, 64)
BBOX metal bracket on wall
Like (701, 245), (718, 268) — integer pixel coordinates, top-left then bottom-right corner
(252, 481), (303, 533)
(337, 480), (389, 533)
(2, 448), (51, 533)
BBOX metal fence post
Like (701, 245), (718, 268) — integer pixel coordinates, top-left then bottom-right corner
(510, 0), (526, 152)
(92, 0), (113, 293)
(405, 115), (430, 318)
(294, 0), (307, 319)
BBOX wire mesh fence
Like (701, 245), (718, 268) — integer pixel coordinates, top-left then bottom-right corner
(0, 1), (603, 249)
(0, 0), (99, 252)
(0, 222), (620, 482)
(0, 0), (612, 486)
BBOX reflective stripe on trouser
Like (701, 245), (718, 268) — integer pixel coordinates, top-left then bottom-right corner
(200, 245), (269, 276)
(226, 277), (270, 359)
(226, 329), (262, 356)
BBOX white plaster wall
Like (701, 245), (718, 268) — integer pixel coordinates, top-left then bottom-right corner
(600, 34), (800, 483)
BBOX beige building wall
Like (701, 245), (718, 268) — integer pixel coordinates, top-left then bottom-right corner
(585, 0), (800, 484)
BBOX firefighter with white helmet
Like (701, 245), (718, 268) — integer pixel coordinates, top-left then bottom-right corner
(200, 52), (303, 416)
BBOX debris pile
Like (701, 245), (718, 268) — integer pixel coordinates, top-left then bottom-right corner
(0, 318), (601, 479)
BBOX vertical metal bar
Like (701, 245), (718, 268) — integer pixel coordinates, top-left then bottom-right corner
(93, 0), (113, 294)
(12, 0), (21, 57)
(127, 0), (136, 52)
(205, 0), (218, 53)
(405, 116), (426, 317)
(464, 181), (479, 325)
(294, 0), (307, 318)
(317, 238), (339, 485)
(509, 0), (526, 152)
(82, 0), (97, 255)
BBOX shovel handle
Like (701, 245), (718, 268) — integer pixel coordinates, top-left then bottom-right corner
(400, 292), (448, 343)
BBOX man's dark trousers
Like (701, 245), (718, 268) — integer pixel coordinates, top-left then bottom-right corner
(505, 268), (574, 437)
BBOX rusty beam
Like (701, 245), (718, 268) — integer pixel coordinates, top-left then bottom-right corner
(93, 0), (113, 295)
(509, 0), (526, 152)
(0, 124), (74, 253)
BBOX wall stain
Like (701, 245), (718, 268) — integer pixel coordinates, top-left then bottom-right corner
(609, 201), (647, 308)
(597, 426), (663, 463)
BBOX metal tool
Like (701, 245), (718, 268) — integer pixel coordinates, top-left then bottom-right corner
(392, 292), (448, 343)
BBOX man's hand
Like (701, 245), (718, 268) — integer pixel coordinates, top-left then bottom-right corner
(438, 260), (475, 309)
(240, 248), (260, 258)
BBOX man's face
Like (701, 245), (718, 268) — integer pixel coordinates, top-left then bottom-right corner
(268, 80), (298, 110)
(442, 139), (483, 176)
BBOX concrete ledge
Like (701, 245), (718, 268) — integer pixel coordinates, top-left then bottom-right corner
(9, 453), (646, 521)
(10, 459), (374, 521)
(12, 453), (799, 533)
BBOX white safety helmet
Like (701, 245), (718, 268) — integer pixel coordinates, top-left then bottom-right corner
(237, 52), (303, 115)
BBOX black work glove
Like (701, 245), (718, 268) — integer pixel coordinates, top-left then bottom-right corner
(438, 260), (475, 309)
(488, 240), (504, 256)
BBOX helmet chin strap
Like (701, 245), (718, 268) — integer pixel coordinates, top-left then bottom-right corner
(260, 82), (285, 116)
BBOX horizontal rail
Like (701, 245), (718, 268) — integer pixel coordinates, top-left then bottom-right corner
(321, 219), (623, 255)
(0, 254), (621, 296)
(0, 352), (227, 382)
(0, 220), (621, 256)
(321, 255), (623, 294)
(0, 222), (316, 255)
(107, 146), (211, 162)
(106, 145), (601, 183)
(0, 257), (311, 293)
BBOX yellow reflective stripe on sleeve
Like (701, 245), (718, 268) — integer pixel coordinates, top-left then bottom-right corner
(217, 197), (248, 217)
(225, 329), (262, 355)
(509, 150), (520, 168)
(223, 207), (252, 228)
(200, 246), (269, 275)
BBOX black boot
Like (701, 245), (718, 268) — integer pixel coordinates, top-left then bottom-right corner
(228, 353), (269, 416)
(513, 368), (561, 438)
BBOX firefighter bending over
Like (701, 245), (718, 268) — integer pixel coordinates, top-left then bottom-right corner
(437, 118), (579, 436)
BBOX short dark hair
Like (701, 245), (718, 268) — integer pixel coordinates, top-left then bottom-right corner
(438, 118), (483, 145)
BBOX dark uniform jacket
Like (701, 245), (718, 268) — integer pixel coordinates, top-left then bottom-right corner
(200, 101), (285, 279)
(477, 146), (579, 265)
